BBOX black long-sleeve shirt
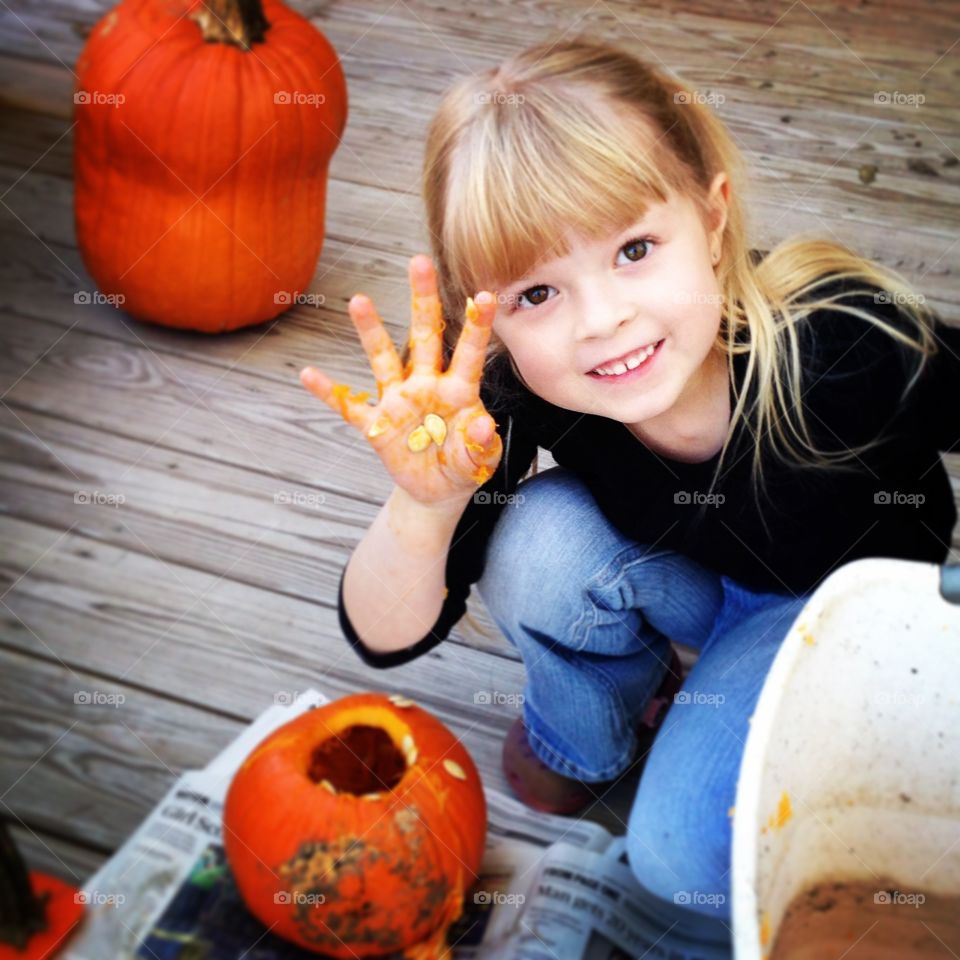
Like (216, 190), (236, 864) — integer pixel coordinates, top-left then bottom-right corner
(338, 277), (960, 668)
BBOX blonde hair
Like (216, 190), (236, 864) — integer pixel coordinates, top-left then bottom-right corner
(406, 33), (940, 528)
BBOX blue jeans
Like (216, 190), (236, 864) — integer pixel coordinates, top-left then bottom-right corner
(476, 466), (812, 925)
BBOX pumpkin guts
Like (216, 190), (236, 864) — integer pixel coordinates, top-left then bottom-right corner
(330, 383), (371, 417)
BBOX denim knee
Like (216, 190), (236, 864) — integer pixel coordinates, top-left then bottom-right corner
(625, 782), (732, 921)
(476, 465), (724, 654)
(475, 466), (601, 630)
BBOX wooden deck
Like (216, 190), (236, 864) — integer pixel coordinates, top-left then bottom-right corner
(1, 0), (959, 894)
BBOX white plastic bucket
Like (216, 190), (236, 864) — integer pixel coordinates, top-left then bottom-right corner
(732, 557), (960, 958)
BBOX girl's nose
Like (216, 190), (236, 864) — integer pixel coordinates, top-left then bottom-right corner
(575, 279), (639, 342)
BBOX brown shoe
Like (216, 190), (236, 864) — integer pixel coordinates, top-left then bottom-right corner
(640, 648), (685, 731)
(502, 650), (687, 815)
(601, 647), (687, 783)
(501, 715), (601, 816)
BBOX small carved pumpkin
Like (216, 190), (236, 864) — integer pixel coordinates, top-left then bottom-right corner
(222, 692), (487, 958)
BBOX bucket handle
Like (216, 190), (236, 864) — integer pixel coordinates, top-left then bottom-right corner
(940, 564), (960, 605)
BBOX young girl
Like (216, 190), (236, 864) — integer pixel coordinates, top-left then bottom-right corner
(299, 35), (959, 926)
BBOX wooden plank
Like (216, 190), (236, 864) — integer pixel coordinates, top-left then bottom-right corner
(0, 513), (530, 736)
(1, 0), (959, 232)
(1, 55), (956, 309)
(0, 138), (957, 395)
(3, 119), (959, 281)
(0, 643), (243, 850)
(0, 308), (404, 501)
(0, 605), (635, 843)
(0, 311), (545, 658)
(5, 309), (950, 630)
(3, 0), (959, 118)
(0, 576), (629, 850)
(8, 823), (107, 884)
(0, 402), (520, 660)
(3, 42), (957, 221)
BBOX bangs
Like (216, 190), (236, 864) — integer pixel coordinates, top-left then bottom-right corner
(441, 85), (682, 298)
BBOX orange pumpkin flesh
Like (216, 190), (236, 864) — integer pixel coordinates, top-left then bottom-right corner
(73, 0), (347, 333)
(223, 693), (487, 958)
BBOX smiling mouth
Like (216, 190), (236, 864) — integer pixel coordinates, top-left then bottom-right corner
(588, 339), (664, 378)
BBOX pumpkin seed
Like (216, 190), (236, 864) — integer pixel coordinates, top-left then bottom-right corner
(319, 778), (337, 795)
(388, 694), (415, 708)
(401, 734), (414, 754)
(443, 759), (467, 781)
(406, 747), (418, 766)
(423, 413), (447, 446)
(406, 425), (432, 452)
(363, 793), (381, 801)
(366, 414), (391, 439)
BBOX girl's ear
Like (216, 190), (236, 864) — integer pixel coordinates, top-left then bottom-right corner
(707, 172), (731, 254)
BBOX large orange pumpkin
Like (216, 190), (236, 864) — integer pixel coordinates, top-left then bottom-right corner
(73, 0), (347, 333)
(223, 692), (487, 958)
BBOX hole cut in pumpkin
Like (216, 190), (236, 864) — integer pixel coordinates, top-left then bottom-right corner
(308, 724), (407, 794)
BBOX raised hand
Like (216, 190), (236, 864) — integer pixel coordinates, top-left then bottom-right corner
(300, 255), (504, 508)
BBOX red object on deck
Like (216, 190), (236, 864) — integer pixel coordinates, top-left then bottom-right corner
(0, 871), (84, 960)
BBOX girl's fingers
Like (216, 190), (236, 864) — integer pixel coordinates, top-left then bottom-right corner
(447, 291), (497, 385)
(408, 255), (445, 374)
(347, 293), (403, 398)
(299, 366), (376, 434)
(458, 410), (503, 481)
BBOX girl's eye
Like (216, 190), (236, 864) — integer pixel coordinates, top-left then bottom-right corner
(618, 236), (655, 264)
(512, 285), (555, 311)
(509, 236), (656, 313)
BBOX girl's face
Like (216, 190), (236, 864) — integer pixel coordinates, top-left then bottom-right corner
(491, 174), (730, 440)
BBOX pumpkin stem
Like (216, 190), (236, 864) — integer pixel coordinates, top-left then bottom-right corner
(0, 820), (50, 950)
(189, 0), (270, 50)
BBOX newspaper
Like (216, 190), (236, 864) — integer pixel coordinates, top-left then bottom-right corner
(62, 690), (731, 960)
